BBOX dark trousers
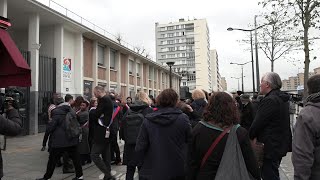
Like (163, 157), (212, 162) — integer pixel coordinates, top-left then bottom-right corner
(110, 132), (121, 162)
(42, 129), (50, 147)
(261, 158), (282, 180)
(43, 146), (83, 179)
(91, 142), (112, 179)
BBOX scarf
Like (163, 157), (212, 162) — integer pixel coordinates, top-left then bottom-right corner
(306, 91), (320, 103)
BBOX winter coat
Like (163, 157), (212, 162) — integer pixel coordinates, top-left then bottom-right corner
(292, 97), (320, 180)
(240, 102), (254, 131)
(47, 104), (79, 148)
(249, 89), (292, 159)
(109, 102), (123, 138)
(0, 108), (22, 178)
(90, 95), (113, 144)
(135, 107), (192, 180)
(77, 110), (90, 154)
(186, 121), (260, 180)
(122, 101), (153, 165)
(191, 98), (207, 118)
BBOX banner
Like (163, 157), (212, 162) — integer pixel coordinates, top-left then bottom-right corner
(63, 58), (71, 82)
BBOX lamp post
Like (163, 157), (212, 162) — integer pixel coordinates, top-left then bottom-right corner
(230, 61), (251, 92)
(227, 22), (272, 93)
(166, 61), (175, 89)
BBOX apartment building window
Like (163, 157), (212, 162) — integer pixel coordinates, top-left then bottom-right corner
(160, 41), (164, 45)
(168, 54), (175, 58)
(161, 55), (166, 59)
(129, 60), (133, 75)
(176, 53), (180, 57)
(186, 37), (195, 44)
(168, 47), (175, 52)
(110, 49), (116, 69)
(98, 45), (105, 66)
(167, 26), (174, 30)
(176, 32), (180, 36)
(182, 53), (186, 57)
(136, 63), (141, 76)
(160, 34), (165, 38)
(176, 25), (180, 29)
(176, 46), (180, 51)
(176, 39), (180, 43)
(168, 40), (174, 44)
(168, 33), (174, 37)
(160, 27), (165, 31)
(183, 82), (186, 86)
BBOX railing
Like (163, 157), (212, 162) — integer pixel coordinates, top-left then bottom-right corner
(34, 0), (152, 59)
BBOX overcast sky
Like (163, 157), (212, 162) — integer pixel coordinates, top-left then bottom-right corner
(37, 0), (320, 92)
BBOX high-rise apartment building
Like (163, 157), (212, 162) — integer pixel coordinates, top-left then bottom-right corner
(155, 18), (211, 92)
(221, 77), (227, 91)
(210, 49), (222, 91)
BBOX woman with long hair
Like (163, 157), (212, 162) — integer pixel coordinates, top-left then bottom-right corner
(187, 92), (260, 180)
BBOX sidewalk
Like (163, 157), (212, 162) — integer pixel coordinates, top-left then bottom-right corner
(1, 133), (293, 180)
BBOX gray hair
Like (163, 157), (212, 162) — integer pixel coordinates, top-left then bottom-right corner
(261, 72), (282, 90)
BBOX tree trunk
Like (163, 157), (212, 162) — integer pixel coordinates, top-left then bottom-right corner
(271, 60), (274, 72)
(303, 26), (310, 98)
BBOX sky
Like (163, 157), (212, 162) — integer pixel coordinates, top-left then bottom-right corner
(37, 0), (320, 92)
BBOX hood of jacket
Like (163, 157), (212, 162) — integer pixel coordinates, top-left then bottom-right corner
(267, 89), (290, 103)
(129, 101), (149, 112)
(192, 98), (207, 107)
(145, 107), (183, 126)
(306, 101), (320, 109)
(53, 104), (72, 115)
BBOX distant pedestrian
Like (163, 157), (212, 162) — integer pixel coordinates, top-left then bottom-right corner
(239, 94), (254, 131)
(292, 74), (320, 180)
(135, 89), (192, 180)
(177, 101), (200, 128)
(191, 89), (207, 119)
(77, 100), (91, 166)
(36, 95), (83, 180)
(249, 72), (292, 180)
(186, 92), (260, 180)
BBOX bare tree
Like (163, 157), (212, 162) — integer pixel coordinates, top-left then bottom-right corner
(116, 33), (122, 44)
(260, 0), (320, 96)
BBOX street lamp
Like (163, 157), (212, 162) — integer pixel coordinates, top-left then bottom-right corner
(230, 61), (251, 92)
(166, 61), (175, 89)
(227, 22), (272, 93)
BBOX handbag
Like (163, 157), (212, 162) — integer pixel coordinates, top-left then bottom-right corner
(215, 125), (256, 180)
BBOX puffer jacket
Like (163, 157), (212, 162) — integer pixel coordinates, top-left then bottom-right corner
(292, 96), (320, 180)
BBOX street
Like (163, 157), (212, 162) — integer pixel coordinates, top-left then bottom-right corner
(1, 133), (293, 180)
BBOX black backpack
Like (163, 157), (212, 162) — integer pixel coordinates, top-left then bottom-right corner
(65, 108), (81, 140)
(123, 109), (145, 145)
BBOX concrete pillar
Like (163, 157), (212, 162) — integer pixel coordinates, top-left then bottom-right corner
(133, 59), (137, 95)
(74, 33), (83, 95)
(54, 25), (64, 93)
(28, 13), (40, 134)
(116, 51), (121, 93)
(141, 63), (144, 88)
(105, 47), (110, 91)
(92, 41), (98, 88)
(0, 0), (7, 18)
(160, 71), (163, 91)
(126, 56), (130, 98)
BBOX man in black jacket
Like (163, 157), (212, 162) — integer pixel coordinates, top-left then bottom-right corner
(249, 72), (291, 180)
(0, 97), (22, 179)
(36, 96), (83, 180)
(91, 86), (115, 180)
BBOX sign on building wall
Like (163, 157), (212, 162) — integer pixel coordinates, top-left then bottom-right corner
(63, 58), (72, 82)
(83, 80), (93, 100)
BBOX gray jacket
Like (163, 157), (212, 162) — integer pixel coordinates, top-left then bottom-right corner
(292, 102), (320, 180)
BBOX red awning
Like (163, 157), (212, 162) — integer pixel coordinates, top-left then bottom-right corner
(0, 28), (31, 87)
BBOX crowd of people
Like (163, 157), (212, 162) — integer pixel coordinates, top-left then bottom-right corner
(29, 72), (320, 180)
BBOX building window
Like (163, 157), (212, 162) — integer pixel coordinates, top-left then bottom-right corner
(176, 46), (180, 51)
(168, 54), (175, 58)
(149, 67), (153, 80)
(168, 40), (174, 44)
(160, 27), (165, 31)
(182, 53), (186, 57)
(176, 53), (180, 57)
(98, 45), (105, 66)
(176, 25), (180, 29)
(168, 47), (175, 52)
(183, 82), (186, 86)
(161, 48), (167, 52)
(176, 32), (180, 36)
(129, 60), (133, 75)
(161, 55), (166, 59)
(160, 41), (164, 45)
(176, 39), (180, 43)
(168, 33), (174, 37)
(167, 26), (174, 30)
(160, 34), (165, 38)
(136, 63), (141, 76)
(110, 49), (116, 69)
